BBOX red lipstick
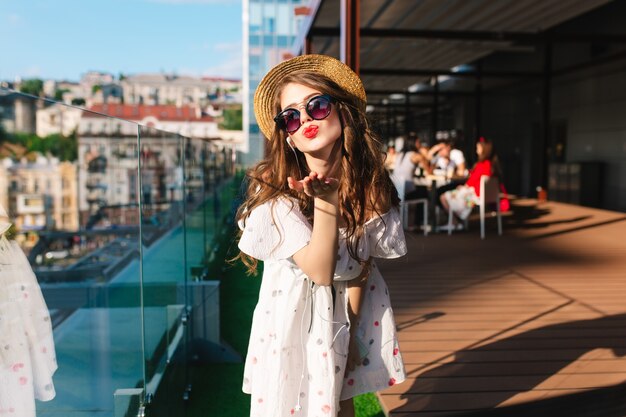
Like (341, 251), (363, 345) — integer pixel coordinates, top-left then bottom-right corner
(303, 125), (318, 139)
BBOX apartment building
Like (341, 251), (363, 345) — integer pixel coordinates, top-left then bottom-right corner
(0, 156), (79, 231)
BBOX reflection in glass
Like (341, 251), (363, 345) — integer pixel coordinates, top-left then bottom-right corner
(0, 88), (237, 416)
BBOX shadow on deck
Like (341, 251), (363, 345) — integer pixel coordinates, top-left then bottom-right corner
(376, 199), (626, 417)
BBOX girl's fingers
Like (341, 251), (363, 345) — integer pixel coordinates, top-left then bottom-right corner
(287, 177), (295, 189)
(302, 177), (314, 195)
(293, 172), (338, 197)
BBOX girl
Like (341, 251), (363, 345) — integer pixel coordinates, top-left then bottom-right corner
(236, 55), (407, 417)
(440, 136), (502, 222)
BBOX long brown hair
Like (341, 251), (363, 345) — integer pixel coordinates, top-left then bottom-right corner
(476, 136), (503, 180)
(235, 71), (400, 274)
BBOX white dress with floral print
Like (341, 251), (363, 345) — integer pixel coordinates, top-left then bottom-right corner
(238, 198), (407, 417)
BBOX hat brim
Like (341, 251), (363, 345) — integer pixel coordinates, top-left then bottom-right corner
(253, 54), (366, 140)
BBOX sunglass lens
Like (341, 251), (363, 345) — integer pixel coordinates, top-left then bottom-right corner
(281, 110), (300, 134)
(308, 96), (331, 120)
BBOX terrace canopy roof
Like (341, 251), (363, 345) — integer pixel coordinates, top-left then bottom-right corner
(292, 0), (616, 104)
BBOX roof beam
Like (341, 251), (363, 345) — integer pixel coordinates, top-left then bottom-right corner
(361, 68), (543, 78)
(310, 27), (626, 44)
(368, 102), (433, 109)
(368, 89), (476, 97)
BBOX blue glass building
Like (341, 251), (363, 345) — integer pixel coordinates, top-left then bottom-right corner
(243, 0), (306, 165)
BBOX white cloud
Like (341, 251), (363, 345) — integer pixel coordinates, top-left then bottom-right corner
(178, 39), (242, 78)
(202, 56), (242, 79)
(24, 66), (42, 77)
(7, 13), (22, 26)
(203, 41), (242, 78)
(214, 41), (241, 52)
(189, 41), (240, 53)
(191, 42), (212, 51)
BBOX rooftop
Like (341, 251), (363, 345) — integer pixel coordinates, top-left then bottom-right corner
(83, 104), (215, 122)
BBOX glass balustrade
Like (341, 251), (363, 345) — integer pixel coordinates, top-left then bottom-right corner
(0, 88), (237, 417)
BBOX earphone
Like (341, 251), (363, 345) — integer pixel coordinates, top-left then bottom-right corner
(294, 279), (312, 413)
(294, 280), (350, 413)
(286, 137), (303, 178)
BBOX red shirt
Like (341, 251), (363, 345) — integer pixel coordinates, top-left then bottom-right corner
(465, 160), (492, 197)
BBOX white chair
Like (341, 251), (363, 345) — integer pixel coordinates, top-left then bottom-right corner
(446, 175), (502, 239)
(403, 198), (429, 236)
(393, 178), (429, 236)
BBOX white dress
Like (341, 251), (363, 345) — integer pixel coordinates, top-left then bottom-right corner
(0, 206), (57, 416)
(238, 198), (407, 417)
(443, 186), (479, 220)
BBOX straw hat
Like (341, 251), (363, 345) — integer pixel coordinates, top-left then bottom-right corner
(253, 54), (367, 140)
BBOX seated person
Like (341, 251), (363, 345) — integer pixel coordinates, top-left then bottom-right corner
(426, 139), (466, 178)
(434, 139), (467, 205)
(391, 135), (429, 229)
(384, 141), (397, 172)
(449, 142), (467, 177)
(392, 135), (428, 200)
(408, 131), (430, 174)
(440, 136), (501, 222)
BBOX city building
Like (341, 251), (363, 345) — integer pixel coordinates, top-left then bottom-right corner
(0, 155), (79, 232)
(43, 80), (83, 104)
(242, 0), (308, 165)
(36, 102), (83, 137)
(13, 94), (38, 134)
(78, 132), (177, 223)
(0, 87), (18, 133)
(77, 104), (241, 226)
(121, 74), (240, 107)
(43, 75), (122, 106)
(81, 104), (220, 138)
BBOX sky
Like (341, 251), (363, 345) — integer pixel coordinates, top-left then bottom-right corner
(0, 0), (243, 82)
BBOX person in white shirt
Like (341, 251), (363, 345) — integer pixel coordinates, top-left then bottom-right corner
(427, 140), (466, 178)
(391, 135), (429, 200)
(449, 146), (466, 177)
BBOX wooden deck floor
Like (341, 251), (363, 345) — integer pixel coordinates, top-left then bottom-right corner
(376, 199), (626, 417)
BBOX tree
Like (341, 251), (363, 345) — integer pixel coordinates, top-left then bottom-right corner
(4, 132), (78, 161)
(58, 132), (78, 161)
(219, 106), (242, 130)
(19, 79), (44, 96)
(54, 88), (70, 101)
(71, 98), (86, 106)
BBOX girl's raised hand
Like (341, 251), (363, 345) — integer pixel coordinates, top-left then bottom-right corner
(288, 171), (339, 199)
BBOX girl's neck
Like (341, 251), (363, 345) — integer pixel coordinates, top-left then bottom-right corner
(305, 156), (337, 177)
(303, 142), (342, 178)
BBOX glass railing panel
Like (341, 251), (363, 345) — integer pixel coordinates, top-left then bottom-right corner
(137, 126), (187, 402)
(0, 88), (145, 417)
(143, 133), (239, 406)
(202, 141), (237, 234)
(182, 136), (208, 274)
